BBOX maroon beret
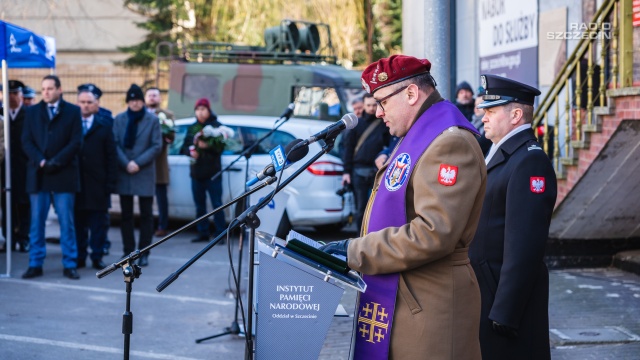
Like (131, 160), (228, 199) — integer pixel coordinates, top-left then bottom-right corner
(361, 55), (432, 94)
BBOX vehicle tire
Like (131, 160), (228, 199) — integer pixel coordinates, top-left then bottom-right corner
(313, 222), (345, 233)
(275, 211), (292, 239)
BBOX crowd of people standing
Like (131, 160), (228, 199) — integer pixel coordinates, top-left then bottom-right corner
(0, 76), (228, 279)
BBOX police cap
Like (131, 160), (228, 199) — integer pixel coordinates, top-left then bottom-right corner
(2, 80), (26, 93)
(77, 83), (103, 99)
(22, 86), (36, 99)
(477, 74), (541, 109)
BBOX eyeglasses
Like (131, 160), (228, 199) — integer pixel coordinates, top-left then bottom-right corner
(374, 85), (408, 112)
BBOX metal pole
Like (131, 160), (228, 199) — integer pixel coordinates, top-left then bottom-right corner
(2, 60), (12, 278)
(423, 0), (452, 99)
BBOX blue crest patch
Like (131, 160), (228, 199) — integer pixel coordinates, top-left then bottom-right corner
(385, 153), (411, 191)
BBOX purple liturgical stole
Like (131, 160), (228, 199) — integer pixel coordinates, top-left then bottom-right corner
(353, 100), (478, 359)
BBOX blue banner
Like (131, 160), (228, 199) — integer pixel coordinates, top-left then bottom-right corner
(0, 21), (55, 68)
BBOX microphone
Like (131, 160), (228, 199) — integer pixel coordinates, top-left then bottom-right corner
(278, 103), (295, 120)
(246, 138), (310, 186)
(295, 113), (358, 149)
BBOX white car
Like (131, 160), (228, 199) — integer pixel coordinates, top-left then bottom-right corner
(162, 115), (354, 236)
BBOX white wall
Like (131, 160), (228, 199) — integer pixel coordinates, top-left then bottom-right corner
(1, 0), (147, 52)
(456, 0), (480, 93)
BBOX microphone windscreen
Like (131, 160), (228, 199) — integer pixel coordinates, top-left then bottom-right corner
(285, 138), (309, 161)
(342, 113), (359, 130)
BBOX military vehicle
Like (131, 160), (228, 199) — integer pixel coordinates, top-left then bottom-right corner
(157, 20), (365, 120)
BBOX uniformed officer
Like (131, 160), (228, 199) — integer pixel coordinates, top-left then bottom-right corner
(1, 80), (31, 253)
(77, 83), (114, 256)
(77, 83), (113, 121)
(22, 86), (37, 107)
(469, 74), (557, 360)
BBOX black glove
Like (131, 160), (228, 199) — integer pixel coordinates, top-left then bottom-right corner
(492, 321), (518, 339)
(42, 161), (61, 174)
(319, 239), (350, 258)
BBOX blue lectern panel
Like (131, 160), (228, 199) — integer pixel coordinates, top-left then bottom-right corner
(256, 253), (344, 360)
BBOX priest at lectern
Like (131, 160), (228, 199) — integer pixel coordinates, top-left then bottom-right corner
(321, 55), (487, 360)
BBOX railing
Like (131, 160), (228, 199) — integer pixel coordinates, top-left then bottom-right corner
(532, 0), (633, 177)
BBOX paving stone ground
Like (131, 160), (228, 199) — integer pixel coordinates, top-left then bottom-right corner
(1, 219), (639, 359)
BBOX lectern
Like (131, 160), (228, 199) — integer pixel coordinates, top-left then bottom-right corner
(254, 231), (366, 360)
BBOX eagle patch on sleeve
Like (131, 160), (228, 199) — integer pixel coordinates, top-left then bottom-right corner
(438, 164), (458, 186)
(530, 177), (546, 193)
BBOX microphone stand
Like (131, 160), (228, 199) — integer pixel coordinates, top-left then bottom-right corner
(156, 137), (337, 360)
(195, 138), (259, 344)
(95, 178), (276, 360)
(209, 110), (292, 183)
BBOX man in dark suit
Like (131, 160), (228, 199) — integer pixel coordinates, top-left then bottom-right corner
(75, 88), (117, 270)
(21, 75), (83, 280)
(469, 74), (557, 360)
(77, 83), (114, 256)
(0, 80), (31, 252)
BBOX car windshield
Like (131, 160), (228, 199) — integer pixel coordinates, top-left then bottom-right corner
(169, 123), (297, 156)
(292, 86), (365, 121)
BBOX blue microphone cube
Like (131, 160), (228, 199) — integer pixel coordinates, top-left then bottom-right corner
(269, 145), (289, 171)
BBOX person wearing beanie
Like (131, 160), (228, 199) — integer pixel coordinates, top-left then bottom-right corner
(112, 84), (162, 267)
(319, 55), (486, 359)
(455, 81), (475, 122)
(180, 97), (226, 242)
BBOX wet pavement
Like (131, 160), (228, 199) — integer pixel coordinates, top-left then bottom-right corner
(0, 220), (639, 359)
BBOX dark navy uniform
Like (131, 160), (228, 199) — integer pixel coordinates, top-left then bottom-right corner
(470, 75), (557, 360)
(77, 83), (114, 256)
(1, 80), (31, 252)
(77, 83), (113, 123)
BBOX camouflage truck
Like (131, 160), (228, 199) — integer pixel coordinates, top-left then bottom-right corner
(158, 20), (365, 120)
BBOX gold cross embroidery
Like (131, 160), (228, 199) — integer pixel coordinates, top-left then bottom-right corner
(357, 302), (390, 343)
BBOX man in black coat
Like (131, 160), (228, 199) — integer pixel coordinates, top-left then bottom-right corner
(21, 75), (83, 280)
(454, 81), (475, 122)
(469, 74), (557, 360)
(0, 80), (30, 252)
(75, 89), (117, 270)
(341, 93), (391, 233)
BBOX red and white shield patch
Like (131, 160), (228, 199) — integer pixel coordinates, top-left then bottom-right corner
(530, 177), (545, 193)
(438, 164), (458, 186)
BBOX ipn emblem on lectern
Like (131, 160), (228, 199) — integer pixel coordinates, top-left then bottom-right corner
(357, 302), (389, 343)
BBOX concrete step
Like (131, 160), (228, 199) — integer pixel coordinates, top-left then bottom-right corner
(613, 249), (640, 276)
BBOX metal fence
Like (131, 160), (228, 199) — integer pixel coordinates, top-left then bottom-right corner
(4, 67), (162, 114)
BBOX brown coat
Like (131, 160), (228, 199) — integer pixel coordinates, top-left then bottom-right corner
(348, 126), (487, 360)
(153, 108), (175, 185)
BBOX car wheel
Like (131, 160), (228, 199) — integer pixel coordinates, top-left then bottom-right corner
(275, 211), (292, 239)
(313, 222), (345, 233)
